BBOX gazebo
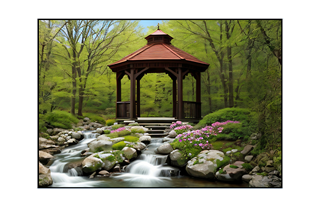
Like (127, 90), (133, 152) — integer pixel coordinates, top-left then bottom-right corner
(108, 27), (209, 120)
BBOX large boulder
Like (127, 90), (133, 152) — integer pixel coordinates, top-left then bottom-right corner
(132, 142), (147, 151)
(139, 135), (151, 144)
(156, 143), (174, 154)
(88, 139), (113, 152)
(170, 149), (187, 167)
(168, 130), (177, 138)
(215, 161), (247, 182)
(52, 128), (64, 135)
(39, 162), (53, 187)
(67, 138), (78, 145)
(122, 147), (137, 160)
(81, 154), (104, 174)
(39, 151), (53, 165)
(130, 126), (148, 132)
(186, 150), (224, 179)
(242, 174), (253, 183)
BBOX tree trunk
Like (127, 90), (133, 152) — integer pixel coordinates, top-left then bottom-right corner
(71, 53), (77, 115)
(225, 21), (234, 108)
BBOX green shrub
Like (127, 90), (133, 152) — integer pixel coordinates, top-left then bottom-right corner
(112, 141), (126, 150)
(118, 130), (131, 137)
(83, 113), (105, 125)
(104, 130), (110, 134)
(40, 132), (50, 139)
(242, 163), (253, 171)
(198, 108), (258, 140)
(112, 124), (125, 130)
(39, 114), (47, 132)
(124, 136), (139, 142)
(229, 165), (238, 169)
(131, 128), (145, 134)
(106, 119), (116, 126)
(108, 132), (119, 138)
(45, 110), (79, 129)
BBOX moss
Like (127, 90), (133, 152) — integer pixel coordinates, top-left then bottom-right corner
(193, 160), (203, 165)
(94, 146), (104, 153)
(118, 130), (131, 137)
(104, 130), (110, 134)
(257, 172), (268, 176)
(229, 165), (239, 169)
(112, 141), (126, 150)
(242, 163), (253, 171)
(222, 147), (233, 153)
(130, 128), (145, 134)
(40, 132), (50, 139)
(124, 136), (139, 142)
(216, 156), (230, 169)
(211, 141), (225, 150)
(106, 119), (116, 126)
(218, 169), (225, 174)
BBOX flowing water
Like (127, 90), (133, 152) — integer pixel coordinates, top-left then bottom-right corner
(48, 132), (248, 188)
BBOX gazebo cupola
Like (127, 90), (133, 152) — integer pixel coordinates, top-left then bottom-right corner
(108, 27), (210, 120)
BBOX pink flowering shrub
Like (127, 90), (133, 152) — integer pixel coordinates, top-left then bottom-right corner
(171, 120), (240, 159)
(174, 124), (193, 135)
(170, 121), (182, 129)
(110, 127), (126, 134)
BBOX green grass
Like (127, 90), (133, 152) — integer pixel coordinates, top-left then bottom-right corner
(83, 113), (105, 125)
(216, 156), (230, 169)
(211, 141), (225, 150)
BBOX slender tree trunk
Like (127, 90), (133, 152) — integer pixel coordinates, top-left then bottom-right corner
(71, 52), (77, 115)
(225, 21), (234, 108)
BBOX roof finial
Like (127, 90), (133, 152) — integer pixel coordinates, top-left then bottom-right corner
(157, 23), (160, 30)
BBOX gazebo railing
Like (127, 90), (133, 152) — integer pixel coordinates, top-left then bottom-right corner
(176, 101), (201, 119)
(116, 101), (137, 119)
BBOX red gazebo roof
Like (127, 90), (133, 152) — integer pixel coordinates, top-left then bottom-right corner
(108, 29), (209, 68)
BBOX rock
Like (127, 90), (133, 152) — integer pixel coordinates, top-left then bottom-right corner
(84, 117), (90, 122)
(268, 170), (280, 176)
(266, 160), (274, 167)
(95, 128), (103, 134)
(163, 137), (175, 143)
(39, 162), (53, 187)
(250, 133), (261, 140)
(132, 142), (146, 151)
(52, 128), (64, 135)
(89, 172), (96, 179)
(82, 154), (104, 174)
(216, 161), (247, 182)
(57, 137), (66, 143)
(112, 164), (121, 172)
(130, 126), (148, 132)
(40, 148), (61, 155)
(242, 174), (253, 183)
(47, 128), (53, 135)
(122, 147), (137, 160)
(139, 135), (151, 143)
(249, 175), (272, 187)
(156, 143), (174, 154)
(170, 149), (187, 167)
(67, 138), (78, 145)
(71, 132), (82, 140)
(245, 155), (254, 162)
(168, 130), (177, 138)
(231, 149), (238, 153)
(88, 139), (113, 152)
(110, 137), (125, 143)
(98, 170), (110, 176)
(39, 151), (53, 165)
(186, 150), (224, 179)
(241, 145), (254, 155)
(250, 165), (260, 174)
(265, 166), (276, 173)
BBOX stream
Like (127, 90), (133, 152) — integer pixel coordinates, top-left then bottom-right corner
(48, 131), (249, 187)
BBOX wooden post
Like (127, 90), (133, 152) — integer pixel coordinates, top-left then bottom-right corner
(178, 68), (183, 119)
(172, 77), (176, 118)
(130, 68), (136, 120)
(196, 72), (201, 119)
(116, 72), (122, 118)
(137, 76), (141, 117)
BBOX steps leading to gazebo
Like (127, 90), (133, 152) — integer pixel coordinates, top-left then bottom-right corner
(137, 117), (176, 138)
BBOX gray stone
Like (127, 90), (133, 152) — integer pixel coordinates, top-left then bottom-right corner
(156, 143), (174, 154)
(242, 174), (253, 183)
(88, 139), (113, 152)
(139, 135), (151, 142)
(57, 137), (66, 142)
(268, 170), (280, 176)
(231, 149), (238, 153)
(170, 149), (187, 167)
(245, 155), (254, 162)
(46, 128), (53, 135)
(250, 165), (260, 174)
(52, 128), (64, 135)
(266, 160), (274, 167)
(132, 142), (146, 151)
(81, 154), (104, 174)
(249, 175), (272, 187)
(67, 138), (78, 145)
(110, 137), (125, 143)
(163, 137), (175, 143)
(89, 172), (96, 179)
(168, 130), (177, 138)
(84, 117), (90, 122)
(216, 161), (246, 182)
(98, 170), (110, 176)
(113, 164), (121, 172)
(241, 145), (254, 155)
(122, 147), (137, 160)
(95, 128), (103, 134)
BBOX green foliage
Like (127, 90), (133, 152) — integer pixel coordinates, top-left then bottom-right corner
(170, 139), (203, 159)
(39, 114), (47, 132)
(211, 141), (225, 150)
(128, 123), (139, 126)
(111, 124), (125, 130)
(273, 150), (281, 173)
(94, 146), (105, 153)
(104, 130), (110, 134)
(242, 163), (253, 171)
(45, 110), (79, 129)
(83, 113), (105, 125)
(106, 119), (116, 126)
(108, 132), (119, 138)
(112, 141), (126, 150)
(123, 136), (139, 142)
(40, 132), (50, 139)
(130, 128), (145, 134)
(218, 169), (225, 174)
(257, 172), (268, 176)
(229, 165), (239, 169)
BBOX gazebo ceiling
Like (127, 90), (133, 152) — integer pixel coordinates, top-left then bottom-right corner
(108, 29), (209, 71)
